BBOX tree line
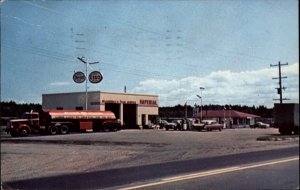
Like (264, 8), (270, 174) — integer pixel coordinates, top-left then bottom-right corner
(0, 101), (273, 119)
(159, 104), (274, 118)
(1, 101), (42, 118)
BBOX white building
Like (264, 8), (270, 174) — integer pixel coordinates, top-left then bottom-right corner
(42, 91), (158, 128)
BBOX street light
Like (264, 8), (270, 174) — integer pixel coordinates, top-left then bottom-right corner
(196, 95), (202, 121)
(223, 106), (226, 129)
(199, 87), (205, 121)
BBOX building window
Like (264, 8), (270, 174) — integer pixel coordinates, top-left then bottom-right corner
(76, 107), (83, 110)
(57, 107), (63, 110)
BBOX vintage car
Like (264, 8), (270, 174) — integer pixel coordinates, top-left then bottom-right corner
(194, 120), (223, 131)
(160, 120), (178, 130)
(192, 119), (205, 131)
(254, 122), (270, 128)
(203, 121), (223, 131)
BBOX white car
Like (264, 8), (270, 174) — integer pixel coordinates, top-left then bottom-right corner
(254, 122), (270, 128)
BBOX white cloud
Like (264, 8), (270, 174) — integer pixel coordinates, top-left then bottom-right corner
(132, 63), (299, 107)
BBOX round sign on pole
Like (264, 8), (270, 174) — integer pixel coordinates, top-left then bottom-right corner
(89, 71), (103, 84)
(73, 71), (86, 83)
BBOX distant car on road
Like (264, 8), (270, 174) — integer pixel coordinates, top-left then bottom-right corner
(254, 122), (270, 128)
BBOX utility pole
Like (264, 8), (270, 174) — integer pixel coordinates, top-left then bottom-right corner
(184, 102), (187, 119)
(270, 61), (289, 104)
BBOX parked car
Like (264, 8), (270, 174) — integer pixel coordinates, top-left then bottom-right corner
(160, 120), (178, 130)
(254, 122), (270, 128)
(204, 121), (224, 131)
(203, 121), (223, 131)
(193, 119), (222, 131)
(192, 119), (205, 131)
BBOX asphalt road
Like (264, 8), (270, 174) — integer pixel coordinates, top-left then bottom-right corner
(3, 146), (299, 190)
(129, 157), (299, 190)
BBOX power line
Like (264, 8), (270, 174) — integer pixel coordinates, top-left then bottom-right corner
(3, 12), (280, 72)
(4, 5), (295, 81)
(1, 41), (181, 80)
(21, 1), (167, 37)
(16, 2), (283, 64)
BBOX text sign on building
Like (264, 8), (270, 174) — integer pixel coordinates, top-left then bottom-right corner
(140, 99), (157, 106)
(73, 71), (86, 83)
(89, 71), (103, 84)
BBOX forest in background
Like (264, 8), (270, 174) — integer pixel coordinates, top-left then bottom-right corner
(1, 101), (42, 118)
(159, 104), (273, 118)
(1, 101), (273, 119)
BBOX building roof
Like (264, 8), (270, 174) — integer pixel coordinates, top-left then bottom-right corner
(198, 110), (260, 119)
(43, 90), (158, 97)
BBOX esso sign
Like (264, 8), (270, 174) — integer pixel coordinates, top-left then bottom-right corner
(89, 71), (103, 84)
(73, 71), (86, 83)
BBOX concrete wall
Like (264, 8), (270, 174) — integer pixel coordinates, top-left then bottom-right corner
(42, 91), (100, 110)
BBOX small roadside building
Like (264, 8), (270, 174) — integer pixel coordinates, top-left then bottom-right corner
(197, 110), (260, 128)
(42, 91), (159, 128)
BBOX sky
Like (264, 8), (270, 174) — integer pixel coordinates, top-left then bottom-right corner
(0, 0), (299, 108)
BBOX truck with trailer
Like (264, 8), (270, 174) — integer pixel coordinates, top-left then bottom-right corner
(274, 103), (299, 135)
(6, 110), (121, 137)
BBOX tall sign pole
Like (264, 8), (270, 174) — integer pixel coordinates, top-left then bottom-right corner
(76, 56), (101, 110)
(270, 61), (289, 104)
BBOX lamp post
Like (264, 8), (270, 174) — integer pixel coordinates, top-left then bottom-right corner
(184, 101), (187, 119)
(229, 106), (232, 128)
(223, 106), (226, 129)
(199, 87), (205, 121)
(184, 100), (194, 130)
(196, 95), (202, 121)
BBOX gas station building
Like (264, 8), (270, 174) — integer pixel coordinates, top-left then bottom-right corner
(42, 91), (159, 128)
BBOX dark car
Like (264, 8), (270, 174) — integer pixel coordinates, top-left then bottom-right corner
(160, 120), (178, 130)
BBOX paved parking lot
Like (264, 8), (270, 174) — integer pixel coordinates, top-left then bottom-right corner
(1, 128), (299, 182)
